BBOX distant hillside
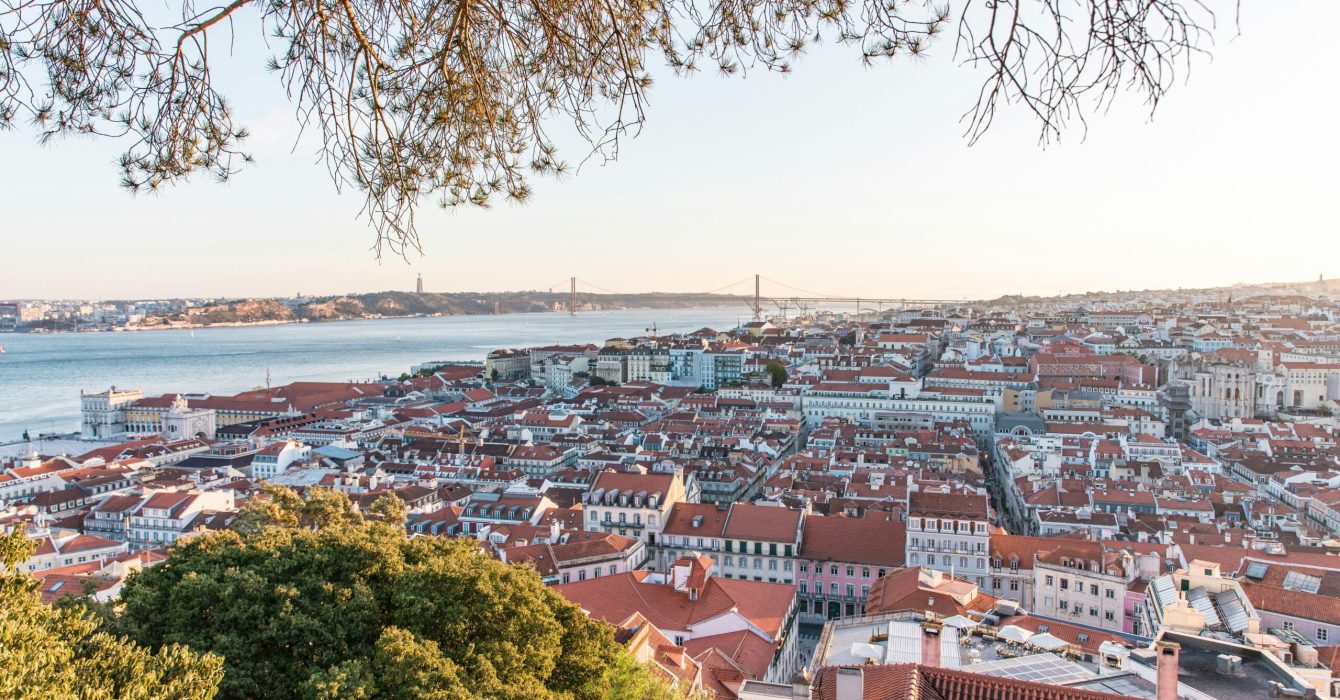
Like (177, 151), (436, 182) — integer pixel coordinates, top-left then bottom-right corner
(190, 298), (296, 324)
(166, 291), (745, 326)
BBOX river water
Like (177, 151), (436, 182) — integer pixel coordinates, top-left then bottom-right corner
(0, 307), (749, 441)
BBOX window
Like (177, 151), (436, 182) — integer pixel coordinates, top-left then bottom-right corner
(1090, 584), (1099, 596)
(1105, 588), (1115, 599)
(1105, 611), (1115, 622)
(1060, 579), (1069, 590)
(830, 582), (839, 595)
(846, 566), (855, 577)
(754, 559), (762, 570)
(1090, 606), (1099, 617)
(959, 556), (968, 568)
(1319, 628), (1329, 642)
(927, 555), (935, 566)
(1059, 600), (1068, 611)
(725, 556), (734, 567)
(830, 565), (839, 576)
(784, 561), (793, 572)
(770, 543), (777, 556)
(1284, 621), (1294, 630)
(609, 565), (617, 575)
(862, 567), (871, 579)
(768, 560), (777, 571)
(799, 563), (809, 573)
(1010, 580), (1020, 591)
(1045, 575), (1054, 587)
(799, 581), (808, 595)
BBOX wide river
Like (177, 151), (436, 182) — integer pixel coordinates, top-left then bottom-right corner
(0, 307), (749, 442)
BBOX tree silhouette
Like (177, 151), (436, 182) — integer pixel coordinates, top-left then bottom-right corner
(1, 0), (1224, 253)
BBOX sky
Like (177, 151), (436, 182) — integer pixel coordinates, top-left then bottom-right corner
(2, 1), (1336, 301)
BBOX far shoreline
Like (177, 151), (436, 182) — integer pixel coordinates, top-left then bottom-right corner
(5, 302), (747, 336)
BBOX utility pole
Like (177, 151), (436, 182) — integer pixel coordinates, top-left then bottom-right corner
(569, 277), (577, 316)
(754, 274), (761, 321)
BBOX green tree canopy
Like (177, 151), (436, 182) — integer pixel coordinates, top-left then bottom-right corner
(765, 361), (788, 388)
(0, 528), (223, 700)
(115, 486), (685, 700)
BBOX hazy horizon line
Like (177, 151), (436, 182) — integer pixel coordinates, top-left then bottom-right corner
(5, 274), (1330, 306)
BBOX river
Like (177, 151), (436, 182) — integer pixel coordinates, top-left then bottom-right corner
(0, 307), (751, 442)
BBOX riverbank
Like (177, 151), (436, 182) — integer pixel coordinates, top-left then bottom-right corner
(0, 307), (750, 441)
(7, 296), (746, 335)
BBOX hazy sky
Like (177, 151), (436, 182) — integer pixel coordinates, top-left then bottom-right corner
(2, 1), (1336, 301)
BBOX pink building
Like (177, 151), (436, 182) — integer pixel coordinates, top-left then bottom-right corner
(795, 512), (904, 621)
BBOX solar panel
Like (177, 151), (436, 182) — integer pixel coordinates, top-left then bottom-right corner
(1150, 575), (1177, 607)
(1187, 587), (1222, 628)
(970, 654), (1098, 685)
(1283, 571), (1322, 594)
(1215, 589), (1250, 633)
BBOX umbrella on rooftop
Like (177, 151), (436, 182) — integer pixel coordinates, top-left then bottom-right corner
(996, 625), (1033, 644)
(1027, 632), (1068, 651)
(942, 615), (978, 630)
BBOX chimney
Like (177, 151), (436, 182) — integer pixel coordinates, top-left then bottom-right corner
(1156, 640), (1180, 700)
(921, 619), (944, 668)
(835, 667), (864, 700)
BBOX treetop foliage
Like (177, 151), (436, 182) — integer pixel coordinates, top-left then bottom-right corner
(0, 0), (1226, 253)
(0, 528), (224, 699)
(112, 485), (687, 700)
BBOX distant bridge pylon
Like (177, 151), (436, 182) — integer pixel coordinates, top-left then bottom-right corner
(553, 274), (968, 318)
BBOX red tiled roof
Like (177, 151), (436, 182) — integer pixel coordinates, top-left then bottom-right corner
(723, 503), (802, 543)
(556, 570), (795, 638)
(799, 513), (905, 568)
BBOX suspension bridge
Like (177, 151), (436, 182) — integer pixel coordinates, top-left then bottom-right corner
(539, 274), (970, 321)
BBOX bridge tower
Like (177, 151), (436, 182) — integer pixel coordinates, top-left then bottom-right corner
(753, 274), (761, 321)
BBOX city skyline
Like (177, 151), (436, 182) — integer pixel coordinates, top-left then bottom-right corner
(2, 0), (1336, 300)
